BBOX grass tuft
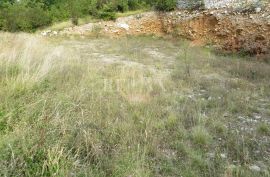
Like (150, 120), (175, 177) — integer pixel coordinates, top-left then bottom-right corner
(191, 126), (212, 147)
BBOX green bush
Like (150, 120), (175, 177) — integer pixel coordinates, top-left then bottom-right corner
(155, 0), (177, 11)
(98, 11), (116, 21)
(0, 0), (179, 31)
(115, 0), (129, 12)
(128, 0), (142, 10)
(0, 3), (52, 32)
(88, 0), (99, 16)
(97, 4), (116, 21)
(26, 6), (52, 29)
(49, 5), (70, 22)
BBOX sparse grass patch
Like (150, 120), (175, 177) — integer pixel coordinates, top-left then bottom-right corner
(209, 120), (227, 136)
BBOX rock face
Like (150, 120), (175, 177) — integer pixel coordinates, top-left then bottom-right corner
(160, 7), (270, 55)
(54, 5), (270, 55)
(59, 12), (164, 36)
(116, 23), (129, 30)
(249, 165), (261, 172)
(204, 0), (260, 9)
(177, 0), (260, 9)
(177, 0), (204, 9)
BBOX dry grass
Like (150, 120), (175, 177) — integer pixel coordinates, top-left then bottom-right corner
(0, 33), (269, 177)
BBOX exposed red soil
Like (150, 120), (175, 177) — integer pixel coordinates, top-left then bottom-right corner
(160, 9), (270, 55)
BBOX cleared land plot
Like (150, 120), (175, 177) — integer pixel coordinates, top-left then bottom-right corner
(0, 33), (269, 177)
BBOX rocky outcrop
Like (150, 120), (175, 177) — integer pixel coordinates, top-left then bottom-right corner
(203, 0), (260, 9)
(57, 12), (164, 36)
(46, 5), (270, 55)
(162, 8), (270, 55)
(177, 0), (261, 9)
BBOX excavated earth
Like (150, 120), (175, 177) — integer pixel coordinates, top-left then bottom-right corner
(161, 8), (270, 55)
(53, 6), (270, 56)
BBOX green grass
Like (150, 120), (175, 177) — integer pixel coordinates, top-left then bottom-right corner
(40, 9), (148, 32)
(191, 126), (212, 147)
(0, 33), (269, 176)
(40, 15), (98, 31)
(116, 9), (148, 18)
(257, 123), (270, 136)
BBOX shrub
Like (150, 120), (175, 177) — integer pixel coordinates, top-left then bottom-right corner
(155, 0), (177, 11)
(88, 0), (99, 16)
(49, 5), (70, 22)
(0, 3), (52, 32)
(128, 0), (142, 10)
(68, 0), (82, 25)
(115, 0), (129, 12)
(26, 6), (52, 29)
(71, 17), (79, 25)
(97, 4), (116, 21)
(98, 11), (116, 21)
(0, 0), (179, 31)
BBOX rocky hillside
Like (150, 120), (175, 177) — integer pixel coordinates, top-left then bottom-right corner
(162, 7), (270, 55)
(42, 5), (270, 56)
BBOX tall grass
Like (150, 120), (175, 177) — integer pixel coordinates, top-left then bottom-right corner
(0, 33), (269, 177)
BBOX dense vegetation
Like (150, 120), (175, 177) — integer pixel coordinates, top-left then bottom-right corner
(0, 0), (177, 32)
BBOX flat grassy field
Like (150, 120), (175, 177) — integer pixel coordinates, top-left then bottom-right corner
(0, 33), (269, 177)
